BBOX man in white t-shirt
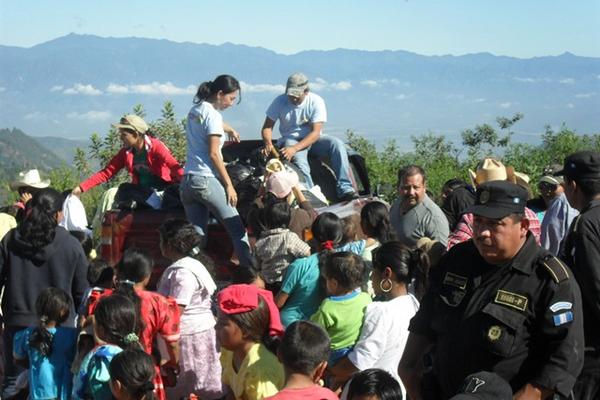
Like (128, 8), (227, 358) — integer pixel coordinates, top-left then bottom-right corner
(261, 73), (357, 201)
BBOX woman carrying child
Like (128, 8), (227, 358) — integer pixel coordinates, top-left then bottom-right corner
(275, 212), (343, 327)
(157, 219), (222, 399)
(216, 284), (285, 400)
(13, 288), (79, 400)
(329, 241), (428, 399)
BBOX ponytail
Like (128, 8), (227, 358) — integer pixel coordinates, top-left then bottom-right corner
(408, 247), (431, 300)
(114, 280), (145, 337)
(29, 315), (54, 356)
(193, 74), (241, 104)
(29, 287), (71, 357)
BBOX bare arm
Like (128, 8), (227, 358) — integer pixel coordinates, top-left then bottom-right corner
(275, 291), (289, 308)
(261, 117), (276, 155)
(208, 135), (237, 207)
(223, 122), (240, 142)
(398, 333), (434, 400)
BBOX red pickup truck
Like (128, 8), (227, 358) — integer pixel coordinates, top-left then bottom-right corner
(100, 140), (373, 286)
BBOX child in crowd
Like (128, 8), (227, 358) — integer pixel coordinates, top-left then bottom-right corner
(360, 201), (395, 261)
(112, 248), (181, 400)
(276, 212), (343, 327)
(231, 267), (266, 289)
(265, 321), (337, 400)
(346, 369), (403, 400)
(73, 294), (142, 400)
(217, 284), (285, 400)
(13, 288), (78, 400)
(255, 200), (311, 293)
(109, 349), (157, 400)
(337, 215), (367, 255)
(157, 219), (222, 400)
(80, 259), (114, 325)
(311, 252), (371, 365)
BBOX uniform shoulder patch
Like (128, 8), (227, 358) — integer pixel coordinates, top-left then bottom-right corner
(539, 256), (570, 284)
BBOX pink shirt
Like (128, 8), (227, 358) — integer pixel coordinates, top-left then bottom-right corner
(265, 385), (338, 400)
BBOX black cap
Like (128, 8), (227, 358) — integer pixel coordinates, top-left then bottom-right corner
(555, 151), (600, 180)
(467, 181), (527, 219)
(449, 371), (512, 400)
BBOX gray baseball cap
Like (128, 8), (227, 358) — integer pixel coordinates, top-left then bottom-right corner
(286, 72), (309, 97)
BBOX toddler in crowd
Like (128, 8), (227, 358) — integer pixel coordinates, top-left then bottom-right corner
(310, 252), (371, 365)
(109, 349), (157, 400)
(337, 215), (366, 255)
(265, 321), (337, 400)
(276, 212), (343, 327)
(13, 288), (78, 400)
(255, 200), (310, 293)
(73, 294), (142, 400)
(217, 284), (285, 400)
(157, 219), (222, 400)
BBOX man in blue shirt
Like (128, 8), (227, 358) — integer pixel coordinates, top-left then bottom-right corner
(261, 73), (357, 202)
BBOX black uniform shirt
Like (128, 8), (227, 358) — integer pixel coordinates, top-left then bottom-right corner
(560, 199), (600, 347)
(410, 234), (584, 398)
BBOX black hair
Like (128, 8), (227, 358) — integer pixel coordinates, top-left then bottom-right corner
(109, 349), (156, 400)
(87, 259), (114, 287)
(397, 164), (426, 185)
(322, 251), (365, 291)
(29, 287), (71, 356)
(264, 200), (291, 230)
(360, 201), (395, 244)
(158, 218), (215, 274)
(568, 177), (600, 197)
(347, 368), (403, 400)
(194, 74), (241, 104)
(373, 241), (430, 300)
(18, 188), (62, 248)
(442, 178), (468, 196)
(231, 267), (263, 285)
(114, 248), (152, 335)
(227, 295), (279, 354)
(280, 321), (330, 375)
(94, 294), (142, 351)
(312, 212), (343, 247)
(69, 230), (93, 259)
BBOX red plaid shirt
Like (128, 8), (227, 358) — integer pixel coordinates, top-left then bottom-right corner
(447, 207), (541, 249)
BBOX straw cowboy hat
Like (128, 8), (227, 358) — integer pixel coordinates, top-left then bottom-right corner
(469, 158), (516, 186)
(9, 169), (51, 190)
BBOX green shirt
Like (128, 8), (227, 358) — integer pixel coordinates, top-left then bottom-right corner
(311, 291), (372, 350)
(133, 147), (164, 188)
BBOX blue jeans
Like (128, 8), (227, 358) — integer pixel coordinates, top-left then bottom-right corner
(180, 174), (253, 267)
(278, 135), (355, 196)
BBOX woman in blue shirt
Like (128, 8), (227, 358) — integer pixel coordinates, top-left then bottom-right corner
(179, 75), (253, 267)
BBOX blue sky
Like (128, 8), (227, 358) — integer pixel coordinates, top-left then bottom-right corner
(1, 0), (599, 57)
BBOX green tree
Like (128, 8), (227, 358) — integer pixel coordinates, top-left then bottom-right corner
(461, 113), (523, 162)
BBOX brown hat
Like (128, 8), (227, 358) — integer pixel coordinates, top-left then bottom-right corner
(112, 114), (148, 134)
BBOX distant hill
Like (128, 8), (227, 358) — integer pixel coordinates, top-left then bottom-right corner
(33, 136), (91, 165)
(0, 34), (598, 146)
(0, 128), (67, 177)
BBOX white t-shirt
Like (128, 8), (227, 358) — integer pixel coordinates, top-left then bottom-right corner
(184, 101), (225, 177)
(265, 92), (327, 140)
(347, 294), (420, 399)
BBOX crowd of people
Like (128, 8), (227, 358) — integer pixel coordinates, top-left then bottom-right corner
(0, 71), (598, 400)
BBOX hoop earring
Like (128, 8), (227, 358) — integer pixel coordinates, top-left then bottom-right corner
(379, 278), (393, 293)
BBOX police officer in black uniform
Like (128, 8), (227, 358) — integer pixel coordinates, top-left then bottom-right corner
(399, 180), (584, 400)
(557, 151), (600, 400)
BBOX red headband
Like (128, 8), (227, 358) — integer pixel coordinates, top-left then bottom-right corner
(217, 284), (284, 337)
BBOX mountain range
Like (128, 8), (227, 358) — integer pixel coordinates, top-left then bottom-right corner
(0, 33), (599, 148)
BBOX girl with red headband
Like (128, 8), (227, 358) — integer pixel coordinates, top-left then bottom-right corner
(275, 212), (343, 327)
(217, 284), (285, 400)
